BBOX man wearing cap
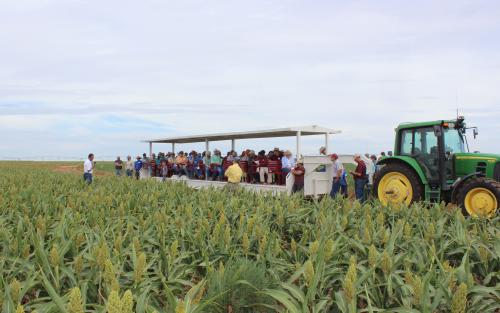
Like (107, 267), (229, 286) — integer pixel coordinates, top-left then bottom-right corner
(134, 156), (143, 180)
(329, 153), (344, 198)
(224, 158), (243, 192)
(83, 153), (95, 184)
(291, 160), (305, 193)
(350, 154), (367, 201)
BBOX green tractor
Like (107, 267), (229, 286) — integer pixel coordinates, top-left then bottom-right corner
(374, 117), (500, 217)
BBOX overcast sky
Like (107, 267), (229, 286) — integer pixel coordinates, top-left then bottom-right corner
(1, 0), (499, 160)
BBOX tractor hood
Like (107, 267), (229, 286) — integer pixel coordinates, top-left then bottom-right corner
(454, 153), (500, 162)
(454, 153), (500, 180)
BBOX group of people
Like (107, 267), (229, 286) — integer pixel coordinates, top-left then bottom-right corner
(327, 150), (388, 202)
(114, 148), (301, 186)
(86, 147), (388, 201)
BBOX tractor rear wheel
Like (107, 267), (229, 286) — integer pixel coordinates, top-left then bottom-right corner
(374, 163), (423, 206)
(456, 178), (499, 217)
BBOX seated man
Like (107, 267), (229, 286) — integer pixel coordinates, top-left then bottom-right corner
(210, 149), (223, 181)
(175, 151), (189, 177)
(281, 150), (295, 180)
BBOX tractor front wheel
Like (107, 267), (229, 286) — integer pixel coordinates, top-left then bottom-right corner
(374, 163), (423, 206)
(456, 178), (499, 217)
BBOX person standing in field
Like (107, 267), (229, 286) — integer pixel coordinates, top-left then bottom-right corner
(350, 154), (367, 202)
(224, 158), (243, 192)
(125, 155), (134, 177)
(340, 167), (348, 197)
(134, 156), (143, 180)
(366, 154), (378, 197)
(378, 151), (386, 162)
(140, 153), (149, 178)
(114, 156), (123, 176)
(160, 158), (168, 182)
(329, 153), (344, 198)
(83, 153), (95, 184)
(291, 160), (305, 193)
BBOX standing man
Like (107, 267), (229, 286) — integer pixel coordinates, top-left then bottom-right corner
(329, 153), (344, 198)
(350, 154), (367, 202)
(125, 155), (134, 177)
(114, 156), (123, 176)
(134, 156), (143, 180)
(224, 158), (243, 192)
(319, 146), (327, 155)
(366, 155), (378, 197)
(83, 153), (95, 184)
(291, 160), (305, 193)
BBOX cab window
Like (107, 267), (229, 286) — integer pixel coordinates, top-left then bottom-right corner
(400, 130), (413, 155)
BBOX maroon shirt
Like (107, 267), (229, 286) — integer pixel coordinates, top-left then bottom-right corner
(354, 160), (367, 179)
(257, 156), (268, 167)
(292, 165), (305, 186)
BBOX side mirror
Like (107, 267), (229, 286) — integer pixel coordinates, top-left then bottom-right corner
(473, 128), (478, 139)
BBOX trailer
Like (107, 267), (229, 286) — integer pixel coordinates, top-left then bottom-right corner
(144, 125), (350, 198)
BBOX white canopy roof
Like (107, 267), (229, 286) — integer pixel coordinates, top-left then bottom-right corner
(145, 125), (341, 144)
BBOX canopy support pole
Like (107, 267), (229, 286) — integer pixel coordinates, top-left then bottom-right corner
(231, 139), (235, 151)
(325, 133), (329, 154)
(296, 131), (302, 158)
(172, 143), (176, 154)
(149, 142), (152, 157)
(205, 139), (209, 153)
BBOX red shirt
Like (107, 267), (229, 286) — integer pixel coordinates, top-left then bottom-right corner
(292, 165), (305, 185)
(354, 161), (367, 179)
(257, 156), (268, 167)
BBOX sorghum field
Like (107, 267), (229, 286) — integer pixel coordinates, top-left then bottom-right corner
(0, 164), (498, 313)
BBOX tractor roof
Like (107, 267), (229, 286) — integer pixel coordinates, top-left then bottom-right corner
(396, 119), (457, 130)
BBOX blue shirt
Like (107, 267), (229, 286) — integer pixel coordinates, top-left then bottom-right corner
(134, 160), (143, 171)
(281, 156), (295, 169)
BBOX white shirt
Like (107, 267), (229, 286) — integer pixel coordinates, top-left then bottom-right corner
(366, 160), (376, 184)
(332, 159), (344, 178)
(84, 159), (93, 174)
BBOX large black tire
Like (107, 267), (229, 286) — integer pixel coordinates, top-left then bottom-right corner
(373, 163), (424, 206)
(455, 178), (499, 217)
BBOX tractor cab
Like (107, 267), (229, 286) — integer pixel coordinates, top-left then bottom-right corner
(396, 118), (467, 190)
(375, 117), (499, 217)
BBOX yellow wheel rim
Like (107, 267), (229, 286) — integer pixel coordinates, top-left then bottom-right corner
(378, 172), (413, 206)
(464, 187), (497, 218)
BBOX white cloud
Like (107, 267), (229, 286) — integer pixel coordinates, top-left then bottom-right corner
(0, 0), (499, 159)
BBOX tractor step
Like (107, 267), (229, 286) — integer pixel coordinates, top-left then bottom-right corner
(425, 186), (441, 202)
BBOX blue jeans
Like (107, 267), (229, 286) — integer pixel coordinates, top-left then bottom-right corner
(83, 173), (93, 184)
(355, 179), (366, 202)
(177, 165), (188, 177)
(115, 169), (122, 176)
(126, 169), (133, 177)
(330, 178), (341, 197)
(211, 166), (222, 181)
(341, 184), (348, 197)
